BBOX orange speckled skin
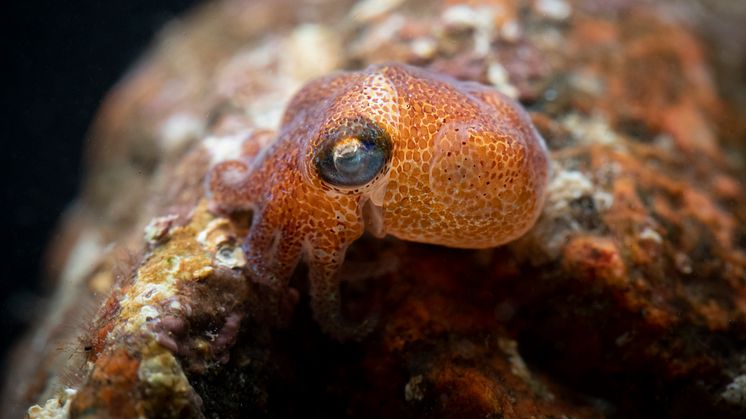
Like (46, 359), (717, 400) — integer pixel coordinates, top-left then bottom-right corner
(208, 63), (548, 339)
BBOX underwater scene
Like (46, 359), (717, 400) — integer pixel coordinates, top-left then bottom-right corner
(4, 0), (746, 417)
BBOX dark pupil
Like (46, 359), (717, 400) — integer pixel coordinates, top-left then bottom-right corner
(314, 118), (391, 187)
(333, 139), (366, 175)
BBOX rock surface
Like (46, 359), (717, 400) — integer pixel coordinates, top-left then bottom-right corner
(4, 0), (746, 418)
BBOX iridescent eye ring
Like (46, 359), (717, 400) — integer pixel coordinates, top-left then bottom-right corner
(313, 117), (392, 188)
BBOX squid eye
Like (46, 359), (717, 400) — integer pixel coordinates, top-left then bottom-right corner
(314, 118), (392, 187)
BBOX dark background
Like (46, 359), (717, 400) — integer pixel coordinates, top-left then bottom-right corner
(3, 0), (199, 360)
